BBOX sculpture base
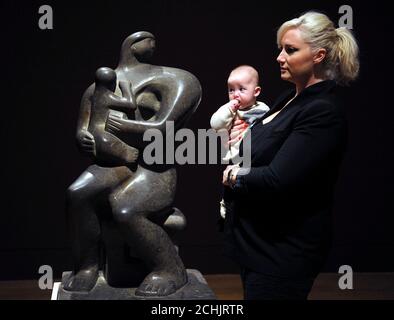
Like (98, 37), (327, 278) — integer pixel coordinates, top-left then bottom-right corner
(56, 269), (216, 300)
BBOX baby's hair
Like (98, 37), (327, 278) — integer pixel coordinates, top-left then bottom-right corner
(229, 65), (260, 87)
(277, 11), (359, 85)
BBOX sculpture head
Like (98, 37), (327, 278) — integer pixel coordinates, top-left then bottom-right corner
(95, 67), (117, 92)
(119, 31), (156, 66)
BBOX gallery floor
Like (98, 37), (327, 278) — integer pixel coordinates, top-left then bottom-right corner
(0, 273), (393, 300)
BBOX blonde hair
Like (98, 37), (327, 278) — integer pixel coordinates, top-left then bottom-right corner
(277, 11), (359, 85)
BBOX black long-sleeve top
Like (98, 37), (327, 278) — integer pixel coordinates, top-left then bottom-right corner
(224, 80), (347, 279)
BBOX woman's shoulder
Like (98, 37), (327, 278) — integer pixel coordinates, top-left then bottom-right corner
(295, 81), (343, 113)
(303, 90), (344, 114)
(295, 95), (346, 128)
(272, 88), (296, 109)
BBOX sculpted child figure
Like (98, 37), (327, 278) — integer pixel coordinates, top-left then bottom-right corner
(88, 66), (139, 166)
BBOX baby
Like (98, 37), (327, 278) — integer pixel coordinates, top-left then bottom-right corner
(210, 65), (269, 218)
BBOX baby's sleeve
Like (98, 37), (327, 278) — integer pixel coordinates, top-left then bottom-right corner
(210, 102), (235, 131)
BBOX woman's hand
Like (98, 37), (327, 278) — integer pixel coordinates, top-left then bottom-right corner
(223, 164), (241, 186)
(229, 119), (249, 145)
(76, 129), (96, 156)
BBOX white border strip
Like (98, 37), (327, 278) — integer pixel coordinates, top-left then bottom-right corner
(51, 282), (61, 300)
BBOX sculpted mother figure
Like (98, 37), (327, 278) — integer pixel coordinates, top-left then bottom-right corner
(65, 31), (201, 296)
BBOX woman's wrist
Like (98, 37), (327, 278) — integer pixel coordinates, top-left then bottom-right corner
(227, 166), (240, 186)
(230, 167), (249, 191)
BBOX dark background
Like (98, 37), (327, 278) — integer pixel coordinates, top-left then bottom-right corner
(0, 0), (393, 280)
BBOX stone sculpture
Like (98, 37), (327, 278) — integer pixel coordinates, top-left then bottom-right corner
(64, 31), (201, 297)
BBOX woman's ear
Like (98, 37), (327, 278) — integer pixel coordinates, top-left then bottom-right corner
(313, 48), (327, 64)
(254, 86), (262, 97)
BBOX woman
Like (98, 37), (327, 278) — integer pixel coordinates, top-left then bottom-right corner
(222, 11), (359, 300)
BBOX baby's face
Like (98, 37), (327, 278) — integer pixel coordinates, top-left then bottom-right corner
(227, 71), (260, 109)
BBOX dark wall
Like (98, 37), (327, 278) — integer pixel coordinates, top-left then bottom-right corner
(1, 0), (393, 280)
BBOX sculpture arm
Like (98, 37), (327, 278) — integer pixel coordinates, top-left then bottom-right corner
(76, 84), (94, 132)
(106, 73), (201, 137)
(108, 92), (137, 112)
(76, 84), (96, 155)
(119, 81), (132, 100)
(119, 80), (138, 108)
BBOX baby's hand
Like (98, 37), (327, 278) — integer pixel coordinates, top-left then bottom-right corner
(229, 99), (240, 112)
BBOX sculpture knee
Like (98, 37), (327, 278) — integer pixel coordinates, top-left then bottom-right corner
(95, 133), (111, 147)
(110, 195), (141, 225)
(66, 184), (86, 205)
(66, 172), (96, 204)
(112, 206), (142, 225)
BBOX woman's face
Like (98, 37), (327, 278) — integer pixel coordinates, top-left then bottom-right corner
(277, 28), (316, 87)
